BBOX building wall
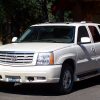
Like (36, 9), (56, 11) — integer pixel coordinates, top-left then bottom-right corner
(51, 0), (100, 22)
(72, 1), (100, 22)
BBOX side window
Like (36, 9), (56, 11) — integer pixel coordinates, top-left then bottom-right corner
(98, 25), (100, 30)
(77, 26), (89, 43)
(98, 25), (100, 33)
(88, 26), (100, 42)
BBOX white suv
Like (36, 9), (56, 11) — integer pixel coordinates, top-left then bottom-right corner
(0, 22), (100, 94)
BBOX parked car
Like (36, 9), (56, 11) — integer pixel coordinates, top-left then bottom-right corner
(0, 21), (100, 94)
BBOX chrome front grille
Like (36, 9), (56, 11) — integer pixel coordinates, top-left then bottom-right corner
(0, 51), (34, 65)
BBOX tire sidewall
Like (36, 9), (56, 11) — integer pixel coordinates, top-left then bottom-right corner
(58, 64), (74, 94)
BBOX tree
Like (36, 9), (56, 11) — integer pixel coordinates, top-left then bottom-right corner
(37, 0), (49, 22)
(0, 0), (5, 33)
(0, 0), (73, 44)
(0, 0), (43, 44)
(51, 0), (73, 22)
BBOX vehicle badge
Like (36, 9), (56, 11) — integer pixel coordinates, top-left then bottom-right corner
(11, 56), (17, 62)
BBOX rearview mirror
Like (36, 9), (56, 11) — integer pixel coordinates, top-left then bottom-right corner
(81, 37), (91, 43)
(12, 37), (18, 43)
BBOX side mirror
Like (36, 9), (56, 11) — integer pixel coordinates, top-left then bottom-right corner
(12, 37), (18, 43)
(81, 37), (91, 43)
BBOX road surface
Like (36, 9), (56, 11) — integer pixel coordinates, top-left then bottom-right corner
(0, 76), (100, 100)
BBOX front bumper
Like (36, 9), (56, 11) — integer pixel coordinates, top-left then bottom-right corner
(0, 64), (62, 83)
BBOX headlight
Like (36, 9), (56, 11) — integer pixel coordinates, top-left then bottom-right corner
(36, 53), (54, 65)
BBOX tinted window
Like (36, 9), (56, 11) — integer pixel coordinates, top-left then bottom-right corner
(77, 26), (89, 42)
(98, 25), (100, 30)
(18, 26), (75, 43)
(89, 26), (100, 42)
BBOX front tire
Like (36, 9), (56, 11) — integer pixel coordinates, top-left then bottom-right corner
(58, 64), (74, 94)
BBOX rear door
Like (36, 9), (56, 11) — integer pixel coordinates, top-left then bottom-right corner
(88, 25), (100, 69)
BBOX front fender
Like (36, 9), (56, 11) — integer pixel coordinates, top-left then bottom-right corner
(56, 53), (76, 65)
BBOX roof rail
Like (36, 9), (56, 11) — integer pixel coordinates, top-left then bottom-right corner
(66, 22), (72, 24)
(44, 21), (51, 23)
(80, 21), (86, 24)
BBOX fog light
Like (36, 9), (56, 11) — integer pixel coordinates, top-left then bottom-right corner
(37, 77), (46, 80)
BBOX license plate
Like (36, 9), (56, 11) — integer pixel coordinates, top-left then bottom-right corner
(6, 76), (20, 82)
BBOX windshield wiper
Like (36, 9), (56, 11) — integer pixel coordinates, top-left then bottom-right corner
(40, 39), (57, 43)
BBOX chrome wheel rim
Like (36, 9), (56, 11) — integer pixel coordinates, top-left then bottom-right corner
(62, 70), (72, 89)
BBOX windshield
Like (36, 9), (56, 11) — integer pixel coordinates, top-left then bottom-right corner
(17, 26), (75, 43)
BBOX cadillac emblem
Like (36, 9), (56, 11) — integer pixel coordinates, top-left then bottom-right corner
(11, 56), (17, 62)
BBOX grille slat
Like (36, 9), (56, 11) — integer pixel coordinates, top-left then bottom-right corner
(0, 51), (34, 65)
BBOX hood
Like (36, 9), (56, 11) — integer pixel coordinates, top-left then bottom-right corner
(0, 43), (73, 52)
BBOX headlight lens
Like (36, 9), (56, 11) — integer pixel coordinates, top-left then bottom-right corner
(37, 53), (54, 65)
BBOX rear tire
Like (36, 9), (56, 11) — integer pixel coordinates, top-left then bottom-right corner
(57, 64), (74, 94)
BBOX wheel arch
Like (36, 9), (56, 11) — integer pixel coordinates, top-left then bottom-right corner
(58, 58), (75, 94)
(61, 59), (76, 73)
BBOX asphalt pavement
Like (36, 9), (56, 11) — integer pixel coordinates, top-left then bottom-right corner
(0, 76), (100, 100)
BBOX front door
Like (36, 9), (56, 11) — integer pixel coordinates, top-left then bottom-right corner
(76, 26), (97, 74)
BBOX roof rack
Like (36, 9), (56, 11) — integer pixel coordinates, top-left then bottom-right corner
(80, 21), (86, 24)
(66, 22), (72, 24)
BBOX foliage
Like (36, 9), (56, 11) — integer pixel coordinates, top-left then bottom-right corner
(0, 0), (72, 34)
(0, 0), (73, 44)
(0, 5), (5, 24)
(0, 0), (72, 25)
(1, 0), (42, 26)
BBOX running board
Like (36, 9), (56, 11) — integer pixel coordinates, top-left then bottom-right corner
(76, 70), (100, 81)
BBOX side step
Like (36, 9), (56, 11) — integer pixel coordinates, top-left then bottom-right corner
(76, 70), (100, 81)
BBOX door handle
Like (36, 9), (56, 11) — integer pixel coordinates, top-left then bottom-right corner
(91, 48), (95, 52)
